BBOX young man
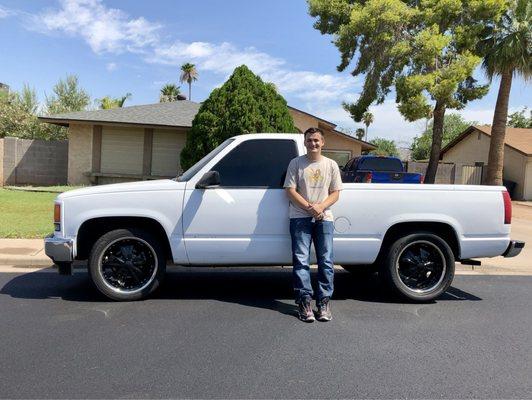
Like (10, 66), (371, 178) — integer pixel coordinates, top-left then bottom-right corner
(283, 127), (343, 322)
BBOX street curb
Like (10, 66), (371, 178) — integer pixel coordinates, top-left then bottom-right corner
(0, 257), (53, 267)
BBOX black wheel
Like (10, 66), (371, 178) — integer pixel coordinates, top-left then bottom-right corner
(88, 228), (166, 301)
(381, 233), (455, 302)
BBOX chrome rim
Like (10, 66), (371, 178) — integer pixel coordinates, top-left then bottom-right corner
(395, 240), (446, 294)
(98, 237), (158, 294)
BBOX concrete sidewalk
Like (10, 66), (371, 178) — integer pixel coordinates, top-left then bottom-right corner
(0, 238), (52, 266)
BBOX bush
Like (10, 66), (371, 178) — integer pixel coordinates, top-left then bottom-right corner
(180, 65), (297, 170)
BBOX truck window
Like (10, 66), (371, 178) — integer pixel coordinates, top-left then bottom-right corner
(176, 139), (234, 182)
(359, 157), (403, 172)
(211, 139), (298, 188)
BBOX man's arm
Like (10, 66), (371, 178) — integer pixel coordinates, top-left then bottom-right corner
(285, 187), (312, 211)
(286, 188), (326, 219)
(307, 190), (340, 216)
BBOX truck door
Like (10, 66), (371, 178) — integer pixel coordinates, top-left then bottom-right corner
(182, 138), (299, 265)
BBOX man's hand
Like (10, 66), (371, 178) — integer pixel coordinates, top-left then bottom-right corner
(307, 203), (325, 218)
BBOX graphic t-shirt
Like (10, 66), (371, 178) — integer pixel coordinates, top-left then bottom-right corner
(283, 155), (343, 221)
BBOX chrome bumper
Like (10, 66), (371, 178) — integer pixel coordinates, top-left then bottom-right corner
(502, 240), (525, 258)
(44, 234), (74, 263)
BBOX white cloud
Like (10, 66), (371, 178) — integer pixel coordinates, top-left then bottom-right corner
(150, 41), (285, 76)
(149, 41), (356, 108)
(106, 62), (117, 71)
(0, 5), (15, 18)
(34, 0), (161, 54)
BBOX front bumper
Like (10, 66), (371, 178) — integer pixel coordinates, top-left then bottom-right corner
(502, 240), (525, 258)
(44, 234), (74, 263)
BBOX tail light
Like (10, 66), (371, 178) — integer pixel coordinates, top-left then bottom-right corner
(420, 175), (424, 184)
(364, 172), (372, 183)
(502, 191), (512, 225)
(54, 203), (61, 231)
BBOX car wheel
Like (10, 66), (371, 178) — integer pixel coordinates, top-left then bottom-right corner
(381, 232), (455, 302)
(88, 228), (166, 301)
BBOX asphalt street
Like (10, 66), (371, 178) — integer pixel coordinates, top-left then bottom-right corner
(1, 267), (531, 399)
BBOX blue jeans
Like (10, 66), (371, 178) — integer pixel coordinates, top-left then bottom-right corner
(289, 217), (334, 304)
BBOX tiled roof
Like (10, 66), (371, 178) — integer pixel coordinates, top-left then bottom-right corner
(39, 101), (201, 128)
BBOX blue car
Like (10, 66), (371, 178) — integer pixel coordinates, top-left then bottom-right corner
(341, 155), (423, 183)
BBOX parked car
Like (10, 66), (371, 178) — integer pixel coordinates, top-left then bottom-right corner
(45, 133), (524, 302)
(341, 155), (423, 183)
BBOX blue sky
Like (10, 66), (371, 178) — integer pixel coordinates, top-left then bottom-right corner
(1, 0), (530, 146)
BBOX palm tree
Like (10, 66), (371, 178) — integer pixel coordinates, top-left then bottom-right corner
(180, 63), (198, 101)
(480, 0), (531, 185)
(98, 93), (131, 109)
(362, 111), (374, 141)
(355, 128), (365, 140)
(159, 84), (181, 102)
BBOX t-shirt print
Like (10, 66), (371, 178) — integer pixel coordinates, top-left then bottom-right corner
(307, 168), (324, 187)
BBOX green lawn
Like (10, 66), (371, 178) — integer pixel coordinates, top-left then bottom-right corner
(0, 186), (81, 238)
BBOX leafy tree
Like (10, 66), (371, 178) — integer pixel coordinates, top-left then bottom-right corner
(308, 0), (505, 183)
(180, 65), (297, 170)
(45, 75), (90, 115)
(479, 0), (531, 185)
(15, 84), (39, 114)
(355, 128), (365, 140)
(362, 111), (374, 141)
(508, 107), (532, 128)
(97, 93), (132, 109)
(180, 63), (198, 101)
(0, 91), (62, 140)
(411, 113), (476, 160)
(160, 83), (181, 102)
(369, 137), (399, 157)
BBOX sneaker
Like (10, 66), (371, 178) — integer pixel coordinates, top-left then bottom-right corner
(316, 297), (332, 322)
(297, 297), (315, 322)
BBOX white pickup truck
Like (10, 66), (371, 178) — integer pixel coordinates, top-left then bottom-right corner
(45, 133), (524, 302)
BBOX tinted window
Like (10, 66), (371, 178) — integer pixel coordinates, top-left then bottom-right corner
(211, 139), (298, 187)
(358, 157), (403, 172)
(177, 139), (233, 182)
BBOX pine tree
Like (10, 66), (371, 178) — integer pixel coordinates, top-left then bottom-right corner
(180, 65), (297, 170)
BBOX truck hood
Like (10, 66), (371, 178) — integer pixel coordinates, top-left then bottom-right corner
(57, 179), (185, 200)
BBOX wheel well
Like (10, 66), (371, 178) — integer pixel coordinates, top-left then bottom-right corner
(76, 217), (173, 261)
(377, 222), (460, 261)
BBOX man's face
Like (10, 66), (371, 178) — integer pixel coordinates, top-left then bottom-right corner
(304, 132), (324, 154)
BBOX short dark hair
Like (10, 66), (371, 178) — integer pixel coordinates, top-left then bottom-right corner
(303, 127), (324, 139)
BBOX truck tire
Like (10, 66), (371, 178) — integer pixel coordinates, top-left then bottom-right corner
(381, 232), (455, 302)
(88, 228), (166, 301)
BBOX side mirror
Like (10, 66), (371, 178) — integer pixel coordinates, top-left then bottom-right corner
(195, 170), (221, 189)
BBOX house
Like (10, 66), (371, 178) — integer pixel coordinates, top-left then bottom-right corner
(440, 125), (532, 200)
(39, 101), (375, 186)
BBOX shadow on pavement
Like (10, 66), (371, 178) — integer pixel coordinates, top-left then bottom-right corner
(0, 267), (482, 312)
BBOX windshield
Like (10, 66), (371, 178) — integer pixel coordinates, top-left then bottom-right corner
(359, 157), (403, 172)
(176, 139), (234, 182)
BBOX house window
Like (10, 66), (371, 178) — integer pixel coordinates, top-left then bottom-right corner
(322, 150), (352, 168)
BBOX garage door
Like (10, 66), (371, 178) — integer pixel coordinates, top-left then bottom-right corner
(525, 161), (532, 200)
(101, 126), (144, 174)
(151, 130), (186, 177)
